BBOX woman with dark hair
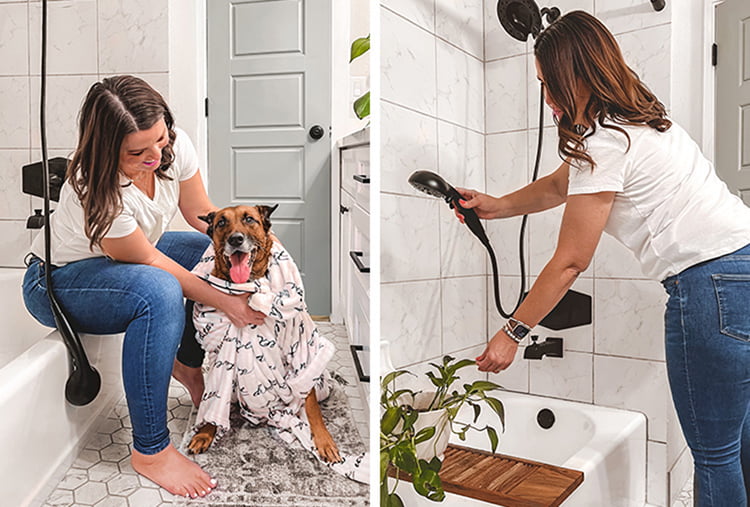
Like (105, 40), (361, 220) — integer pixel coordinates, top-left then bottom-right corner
(457, 10), (750, 506)
(22, 75), (265, 498)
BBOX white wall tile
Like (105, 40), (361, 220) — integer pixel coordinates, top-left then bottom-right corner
(596, 0), (671, 35)
(441, 275), (487, 353)
(436, 39), (484, 132)
(616, 24), (672, 111)
(439, 205), (487, 278)
(595, 233), (646, 279)
(485, 55), (527, 134)
(0, 76), (30, 149)
(594, 355), (668, 442)
(487, 275), (525, 335)
(0, 3), (28, 76)
(528, 205), (561, 275)
(438, 121), (484, 192)
(0, 150), (31, 220)
(486, 130), (530, 194)
(380, 193), (440, 283)
(29, 0), (97, 76)
(380, 0), (434, 34)
(98, 0), (169, 74)
(381, 101), (438, 196)
(0, 221), (32, 268)
(381, 7), (437, 116)
(530, 350), (593, 403)
(30, 75), (95, 150)
(435, 0), (483, 60)
(381, 280), (442, 367)
(648, 441), (668, 507)
(486, 215), (528, 276)
(594, 278), (666, 361)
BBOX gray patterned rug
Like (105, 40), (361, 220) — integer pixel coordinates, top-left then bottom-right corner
(176, 383), (369, 506)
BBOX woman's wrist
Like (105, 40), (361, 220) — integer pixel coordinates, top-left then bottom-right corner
(502, 317), (532, 344)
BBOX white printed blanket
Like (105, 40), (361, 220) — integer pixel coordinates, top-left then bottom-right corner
(191, 242), (368, 483)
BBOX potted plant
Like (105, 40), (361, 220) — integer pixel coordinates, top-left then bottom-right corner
(349, 34), (370, 119)
(380, 355), (506, 506)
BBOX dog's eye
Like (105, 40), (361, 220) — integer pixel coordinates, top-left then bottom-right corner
(216, 218), (227, 228)
(244, 215), (258, 224)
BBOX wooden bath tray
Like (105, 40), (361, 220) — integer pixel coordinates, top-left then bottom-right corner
(393, 444), (584, 506)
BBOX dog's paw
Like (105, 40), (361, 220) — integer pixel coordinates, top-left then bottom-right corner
(187, 433), (213, 454)
(312, 430), (342, 464)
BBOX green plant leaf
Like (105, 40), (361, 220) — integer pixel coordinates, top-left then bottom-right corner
(354, 91), (370, 120)
(427, 456), (443, 472)
(484, 396), (506, 427)
(487, 425), (499, 454)
(393, 442), (418, 474)
(380, 450), (390, 482)
(381, 407), (401, 435)
(383, 492), (405, 507)
(472, 403), (481, 423)
(414, 426), (436, 444)
(350, 35), (370, 62)
(468, 380), (503, 393)
(417, 468), (445, 502)
(381, 369), (409, 388)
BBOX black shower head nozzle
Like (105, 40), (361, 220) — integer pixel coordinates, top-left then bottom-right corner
(408, 170), (459, 203)
(496, 0), (542, 42)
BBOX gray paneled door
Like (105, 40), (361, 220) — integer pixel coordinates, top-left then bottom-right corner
(207, 0), (332, 315)
(716, 0), (750, 206)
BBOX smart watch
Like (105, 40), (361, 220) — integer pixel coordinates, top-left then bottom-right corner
(503, 318), (531, 344)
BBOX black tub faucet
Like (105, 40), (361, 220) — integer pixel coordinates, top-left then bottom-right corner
(523, 336), (563, 360)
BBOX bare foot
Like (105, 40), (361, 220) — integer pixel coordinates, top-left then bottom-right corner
(172, 359), (204, 407)
(131, 445), (216, 498)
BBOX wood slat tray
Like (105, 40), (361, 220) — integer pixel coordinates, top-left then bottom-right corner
(392, 444), (584, 507)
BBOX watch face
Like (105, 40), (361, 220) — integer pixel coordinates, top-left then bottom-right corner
(513, 325), (530, 338)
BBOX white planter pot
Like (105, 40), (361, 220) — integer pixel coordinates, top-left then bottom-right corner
(409, 392), (451, 461)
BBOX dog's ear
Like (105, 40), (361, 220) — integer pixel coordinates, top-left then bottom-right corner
(198, 211), (217, 237)
(256, 204), (279, 233)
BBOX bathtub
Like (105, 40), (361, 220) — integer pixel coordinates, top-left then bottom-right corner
(393, 391), (647, 506)
(0, 268), (124, 507)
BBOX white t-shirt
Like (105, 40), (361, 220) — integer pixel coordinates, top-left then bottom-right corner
(567, 121), (750, 280)
(32, 127), (200, 265)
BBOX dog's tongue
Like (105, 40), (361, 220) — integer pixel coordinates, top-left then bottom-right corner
(229, 252), (250, 283)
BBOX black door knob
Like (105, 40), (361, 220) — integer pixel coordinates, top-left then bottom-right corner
(309, 125), (325, 140)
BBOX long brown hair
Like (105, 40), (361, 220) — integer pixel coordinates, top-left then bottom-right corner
(68, 75), (176, 250)
(534, 10), (671, 169)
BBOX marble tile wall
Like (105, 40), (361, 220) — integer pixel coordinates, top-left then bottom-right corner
(0, 0), (170, 268)
(380, 0), (487, 373)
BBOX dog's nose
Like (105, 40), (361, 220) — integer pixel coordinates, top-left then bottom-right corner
(228, 233), (245, 247)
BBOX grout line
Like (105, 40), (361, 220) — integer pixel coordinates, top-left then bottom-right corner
(381, 98), (485, 136)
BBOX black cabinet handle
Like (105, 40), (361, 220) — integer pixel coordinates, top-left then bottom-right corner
(353, 174), (370, 184)
(350, 344), (370, 382)
(349, 251), (370, 273)
(340, 205), (350, 214)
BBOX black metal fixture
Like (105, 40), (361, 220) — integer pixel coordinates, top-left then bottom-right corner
(651, 0), (665, 12)
(537, 408), (556, 429)
(496, 0), (561, 42)
(33, 0), (101, 406)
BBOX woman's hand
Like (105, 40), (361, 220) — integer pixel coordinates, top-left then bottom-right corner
(219, 293), (267, 328)
(476, 329), (519, 373)
(453, 188), (504, 223)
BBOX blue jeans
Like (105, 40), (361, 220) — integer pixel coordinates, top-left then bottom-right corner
(663, 243), (750, 507)
(22, 231), (210, 455)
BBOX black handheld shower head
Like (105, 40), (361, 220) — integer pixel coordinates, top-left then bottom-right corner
(408, 170), (490, 249)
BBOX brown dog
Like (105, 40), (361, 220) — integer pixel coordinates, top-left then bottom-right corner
(187, 205), (341, 463)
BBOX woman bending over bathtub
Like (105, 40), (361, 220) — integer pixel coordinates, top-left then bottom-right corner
(455, 11), (750, 507)
(22, 75), (265, 498)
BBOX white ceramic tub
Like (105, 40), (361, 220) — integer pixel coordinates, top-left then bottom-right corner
(395, 391), (647, 507)
(0, 268), (123, 507)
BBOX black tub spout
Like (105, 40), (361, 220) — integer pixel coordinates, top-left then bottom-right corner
(523, 336), (563, 360)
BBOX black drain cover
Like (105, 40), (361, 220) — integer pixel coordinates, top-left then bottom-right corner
(537, 408), (555, 429)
